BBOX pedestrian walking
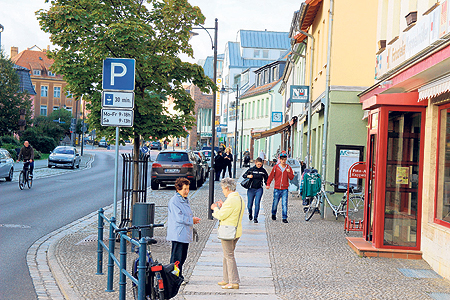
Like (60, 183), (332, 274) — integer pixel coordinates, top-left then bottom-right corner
(242, 157), (268, 223)
(266, 151), (294, 223)
(214, 151), (225, 181)
(222, 147), (233, 178)
(259, 150), (266, 165)
(166, 178), (201, 278)
(210, 178), (245, 289)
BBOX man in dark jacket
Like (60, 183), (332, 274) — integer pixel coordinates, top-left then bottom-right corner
(17, 141), (35, 177)
(242, 157), (268, 223)
(214, 151), (225, 181)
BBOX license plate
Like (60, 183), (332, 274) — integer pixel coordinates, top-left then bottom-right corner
(165, 169), (180, 173)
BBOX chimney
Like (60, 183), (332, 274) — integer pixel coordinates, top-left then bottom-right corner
(11, 46), (18, 58)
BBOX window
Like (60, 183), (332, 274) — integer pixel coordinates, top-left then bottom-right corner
(66, 90), (73, 98)
(33, 69), (41, 76)
(252, 101), (255, 119)
(54, 86), (61, 98)
(264, 69), (269, 84)
(273, 66), (278, 81)
(254, 50), (260, 58)
(436, 105), (450, 226)
(263, 50), (269, 58)
(41, 86), (48, 97)
(261, 98), (265, 116)
(257, 100), (260, 118)
(40, 105), (47, 116)
(48, 71), (55, 77)
(66, 107), (73, 114)
(53, 106), (59, 111)
(266, 97), (269, 116)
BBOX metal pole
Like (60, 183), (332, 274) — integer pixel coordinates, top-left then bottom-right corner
(208, 18), (218, 220)
(233, 84), (238, 178)
(114, 126), (119, 219)
(240, 89), (244, 168)
(81, 96), (85, 156)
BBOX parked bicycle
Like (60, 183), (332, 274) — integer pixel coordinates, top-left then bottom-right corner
(342, 185), (365, 222)
(18, 162), (33, 190)
(115, 223), (182, 300)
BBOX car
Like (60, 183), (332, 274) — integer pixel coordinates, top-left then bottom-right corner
(0, 148), (14, 181)
(151, 150), (202, 190)
(201, 146), (220, 152)
(98, 139), (108, 147)
(200, 150), (217, 171)
(194, 151), (209, 181)
(48, 146), (81, 169)
(150, 141), (162, 150)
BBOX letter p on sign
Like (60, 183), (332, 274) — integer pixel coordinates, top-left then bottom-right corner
(102, 58), (135, 91)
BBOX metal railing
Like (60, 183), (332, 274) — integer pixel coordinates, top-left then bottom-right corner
(96, 208), (149, 300)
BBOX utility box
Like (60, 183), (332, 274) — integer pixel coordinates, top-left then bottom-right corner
(132, 203), (155, 239)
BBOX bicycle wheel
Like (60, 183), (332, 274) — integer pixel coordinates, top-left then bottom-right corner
(19, 171), (25, 190)
(153, 272), (165, 300)
(305, 196), (319, 221)
(27, 172), (33, 189)
(347, 196), (364, 222)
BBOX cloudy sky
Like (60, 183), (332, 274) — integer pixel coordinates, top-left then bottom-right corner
(0, 0), (301, 62)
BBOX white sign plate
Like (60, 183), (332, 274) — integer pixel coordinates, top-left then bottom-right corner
(101, 109), (134, 127)
(102, 91), (134, 108)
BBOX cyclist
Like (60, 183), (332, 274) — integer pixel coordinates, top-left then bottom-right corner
(17, 141), (34, 178)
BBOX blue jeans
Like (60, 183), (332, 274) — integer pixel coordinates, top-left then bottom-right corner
(247, 187), (263, 219)
(272, 189), (288, 219)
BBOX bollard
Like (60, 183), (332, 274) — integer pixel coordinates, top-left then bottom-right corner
(106, 217), (116, 292)
(96, 208), (104, 275)
(119, 234), (127, 300)
(138, 238), (147, 300)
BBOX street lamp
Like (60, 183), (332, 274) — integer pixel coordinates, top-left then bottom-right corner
(220, 84), (242, 178)
(191, 18), (218, 220)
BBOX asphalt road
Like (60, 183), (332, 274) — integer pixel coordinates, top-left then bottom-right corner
(0, 150), (127, 300)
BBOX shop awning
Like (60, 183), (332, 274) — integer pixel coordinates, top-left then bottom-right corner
(418, 73), (450, 100)
(252, 117), (298, 140)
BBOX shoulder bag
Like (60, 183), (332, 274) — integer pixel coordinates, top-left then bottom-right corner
(240, 177), (252, 189)
(217, 197), (243, 240)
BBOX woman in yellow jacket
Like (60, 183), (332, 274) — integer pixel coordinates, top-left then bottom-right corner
(210, 178), (245, 289)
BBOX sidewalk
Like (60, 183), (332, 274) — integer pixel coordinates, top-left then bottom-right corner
(29, 165), (450, 300)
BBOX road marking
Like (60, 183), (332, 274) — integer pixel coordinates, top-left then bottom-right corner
(0, 224), (31, 229)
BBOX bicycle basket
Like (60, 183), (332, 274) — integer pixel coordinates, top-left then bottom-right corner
(161, 263), (183, 299)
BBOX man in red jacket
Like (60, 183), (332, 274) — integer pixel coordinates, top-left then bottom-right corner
(266, 151), (294, 223)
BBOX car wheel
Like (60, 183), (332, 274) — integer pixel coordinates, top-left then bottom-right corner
(5, 168), (13, 181)
(48, 165), (51, 168)
(71, 162), (75, 169)
(190, 177), (198, 190)
(198, 174), (203, 187)
(77, 162), (80, 168)
(151, 181), (159, 190)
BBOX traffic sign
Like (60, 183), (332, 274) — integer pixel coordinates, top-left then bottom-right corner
(101, 109), (134, 127)
(102, 58), (135, 91)
(102, 91), (134, 108)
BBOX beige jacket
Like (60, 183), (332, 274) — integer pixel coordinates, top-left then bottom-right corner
(212, 191), (245, 238)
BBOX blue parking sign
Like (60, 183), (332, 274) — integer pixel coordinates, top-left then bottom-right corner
(104, 93), (114, 105)
(102, 58), (135, 91)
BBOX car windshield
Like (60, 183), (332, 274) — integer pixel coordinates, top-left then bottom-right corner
(54, 148), (74, 155)
(157, 152), (188, 162)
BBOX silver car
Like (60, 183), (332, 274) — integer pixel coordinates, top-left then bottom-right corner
(0, 148), (14, 181)
(48, 146), (81, 169)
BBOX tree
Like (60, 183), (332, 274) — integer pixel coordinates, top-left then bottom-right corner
(37, 0), (216, 207)
(0, 51), (32, 136)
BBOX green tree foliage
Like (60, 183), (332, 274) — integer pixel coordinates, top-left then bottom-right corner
(0, 52), (32, 136)
(37, 0), (216, 150)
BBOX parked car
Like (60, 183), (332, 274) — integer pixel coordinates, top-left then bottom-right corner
(201, 146), (220, 152)
(98, 139), (108, 147)
(194, 151), (209, 181)
(200, 150), (217, 171)
(150, 141), (162, 150)
(0, 148), (14, 181)
(151, 150), (202, 190)
(48, 146), (81, 169)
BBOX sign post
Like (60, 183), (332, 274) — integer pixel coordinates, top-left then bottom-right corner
(345, 161), (366, 233)
(102, 58), (135, 219)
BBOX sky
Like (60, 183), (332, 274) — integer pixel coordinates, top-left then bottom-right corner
(0, 0), (302, 63)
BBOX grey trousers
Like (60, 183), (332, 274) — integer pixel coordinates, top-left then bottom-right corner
(221, 238), (240, 284)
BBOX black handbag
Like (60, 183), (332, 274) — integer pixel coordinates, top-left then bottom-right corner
(240, 177), (252, 189)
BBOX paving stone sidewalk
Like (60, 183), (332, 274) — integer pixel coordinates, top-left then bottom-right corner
(31, 165), (450, 300)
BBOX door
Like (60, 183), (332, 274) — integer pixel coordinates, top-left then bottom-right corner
(364, 134), (377, 242)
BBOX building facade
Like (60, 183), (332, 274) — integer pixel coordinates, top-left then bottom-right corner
(359, 0), (450, 280)
(11, 46), (79, 118)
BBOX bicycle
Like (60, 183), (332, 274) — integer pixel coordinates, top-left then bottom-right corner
(341, 185), (365, 222)
(115, 223), (181, 300)
(18, 161), (33, 190)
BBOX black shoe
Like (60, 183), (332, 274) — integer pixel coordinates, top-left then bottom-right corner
(272, 215), (276, 221)
(249, 213), (253, 221)
(282, 219), (288, 223)
(254, 218), (258, 223)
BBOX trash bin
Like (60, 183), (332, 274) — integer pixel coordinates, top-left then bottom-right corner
(132, 203), (155, 239)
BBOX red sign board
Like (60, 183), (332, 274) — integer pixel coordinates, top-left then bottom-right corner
(349, 163), (366, 179)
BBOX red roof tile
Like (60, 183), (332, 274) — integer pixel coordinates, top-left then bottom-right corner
(240, 79), (281, 99)
(11, 48), (61, 79)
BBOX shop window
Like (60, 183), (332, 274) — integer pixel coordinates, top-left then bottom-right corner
(436, 105), (450, 227)
(334, 145), (365, 192)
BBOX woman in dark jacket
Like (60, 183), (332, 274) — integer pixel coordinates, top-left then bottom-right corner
(242, 157), (268, 223)
(215, 151), (225, 181)
(222, 147), (233, 178)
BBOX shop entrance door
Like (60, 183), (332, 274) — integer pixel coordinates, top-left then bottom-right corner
(364, 134), (376, 242)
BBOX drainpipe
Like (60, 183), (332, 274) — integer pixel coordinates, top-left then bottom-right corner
(297, 30), (314, 169)
(320, 0), (335, 218)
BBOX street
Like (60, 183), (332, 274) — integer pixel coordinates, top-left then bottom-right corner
(0, 149), (142, 300)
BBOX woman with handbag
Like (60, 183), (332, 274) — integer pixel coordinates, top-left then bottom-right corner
(242, 157), (268, 223)
(210, 178), (245, 289)
(222, 147), (233, 178)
